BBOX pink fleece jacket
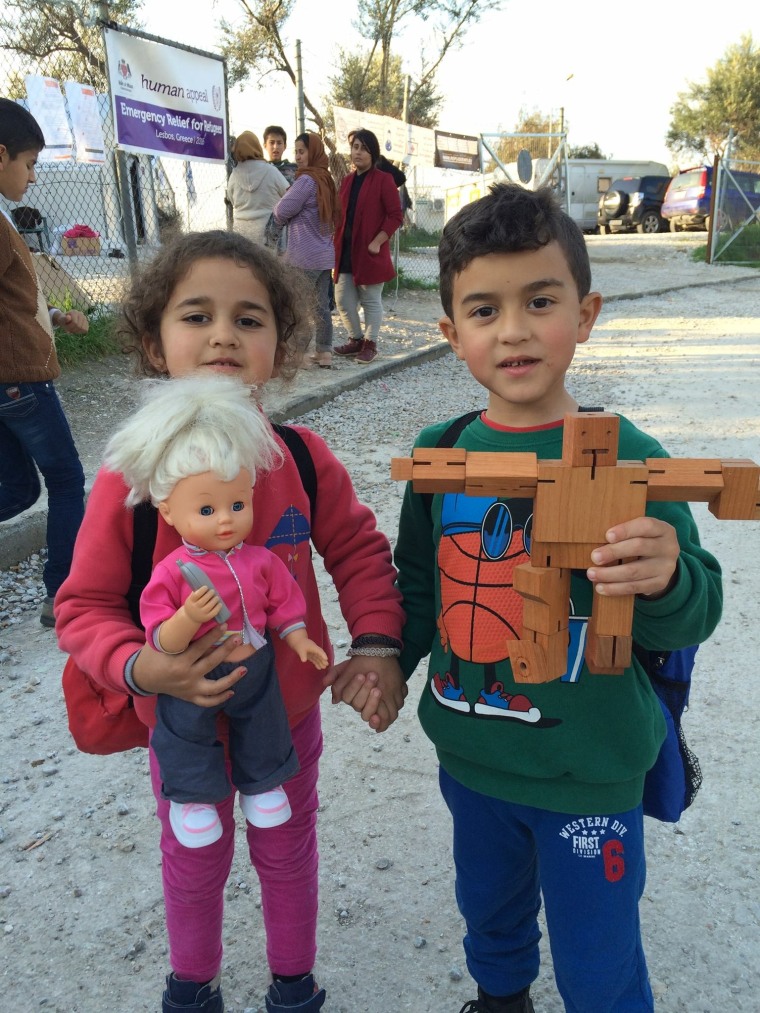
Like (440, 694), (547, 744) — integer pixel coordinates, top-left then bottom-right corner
(56, 424), (405, 729)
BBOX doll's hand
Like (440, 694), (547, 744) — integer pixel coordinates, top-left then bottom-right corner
(182, 586), (222, 624)
(300, 641), (329, 670)
(132, 626), (247, 706)
(324, 655), (407, 732)
(586, 516), (680, 599)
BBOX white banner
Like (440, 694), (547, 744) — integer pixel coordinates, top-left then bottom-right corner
(24, 76), (74, 162)
(333, 105), (435, 168)
(104, 27), (227, 163)
(64, 82), (107, 164)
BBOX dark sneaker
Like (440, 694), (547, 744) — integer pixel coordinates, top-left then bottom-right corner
(162, 972), (223, 1011)
(356, 339), (377, 364)
(458, 986), (535, 1013)
(334, 338), (363, 356)
(265, 974), (326, 1011)
(40, 596), (56, 629)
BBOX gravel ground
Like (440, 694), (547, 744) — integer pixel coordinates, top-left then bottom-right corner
(1, 238), (759, 1012)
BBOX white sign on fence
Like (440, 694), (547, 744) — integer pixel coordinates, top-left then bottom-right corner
(104, 27), (227, 163)
(64, 82), (107, 164)
(24, 76), (74, 162)
(333, 105), (435, 168)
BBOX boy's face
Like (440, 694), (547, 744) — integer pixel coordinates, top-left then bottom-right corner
(440, 242), (602, 428)
(264, 134), (286, 161)
(0, 145), (39, 202)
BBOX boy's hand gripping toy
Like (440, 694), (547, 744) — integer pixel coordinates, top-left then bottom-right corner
(391, 411), (760, 684)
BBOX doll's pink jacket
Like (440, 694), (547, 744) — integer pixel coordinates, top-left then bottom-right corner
(56, 424), (405, 730)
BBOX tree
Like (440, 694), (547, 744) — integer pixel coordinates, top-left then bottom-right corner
(568, 143), (607, 159)
(325, 48), (441, 129)
(667, 34), (760, 161)
(0, 1), (143, 91)
(221, 0), (502, 153)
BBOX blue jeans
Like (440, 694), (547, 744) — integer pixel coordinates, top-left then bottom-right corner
(439, 767), (653, 1012)
(0, 380), (85, 597)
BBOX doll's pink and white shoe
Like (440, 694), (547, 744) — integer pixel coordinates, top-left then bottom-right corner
(169, 801), (223, 848)
(239, 786), (292, 828)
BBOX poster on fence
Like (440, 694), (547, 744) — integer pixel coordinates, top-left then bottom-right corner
(64, 82), (107, 164)
(333, 105), (435, 169)
(24, 76), (74, 162)
(104, 27), (227, 163)
(434, 130), (481, 172)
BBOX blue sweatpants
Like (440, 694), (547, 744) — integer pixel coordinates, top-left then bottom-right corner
(439, 766), (654, 1012)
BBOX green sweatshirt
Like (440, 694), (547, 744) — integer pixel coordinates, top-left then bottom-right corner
(396, 413), (723, 814)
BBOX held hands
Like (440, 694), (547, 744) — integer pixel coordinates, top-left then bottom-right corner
(52, 309), (89, 334)
(324, 655), (408, 733)
(586, 516), (680, 599)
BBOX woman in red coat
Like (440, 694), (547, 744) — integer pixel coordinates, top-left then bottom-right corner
(333, 129), (404, 364)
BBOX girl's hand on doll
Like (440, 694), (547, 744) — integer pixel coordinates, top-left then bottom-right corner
(324, 656), (407, 733)
(586, 516), (680, 599)
(132, 626), (247, 706)
(182, 586), (222, 624)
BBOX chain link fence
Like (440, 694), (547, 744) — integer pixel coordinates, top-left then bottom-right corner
(0, 10), (229, 310)
(710, 154), (760, 265)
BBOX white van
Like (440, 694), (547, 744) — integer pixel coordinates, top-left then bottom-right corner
(531, 157), (670, 231)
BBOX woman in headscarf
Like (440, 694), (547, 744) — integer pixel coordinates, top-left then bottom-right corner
(273, 132), (341, 368)
(226, 131), (289, 245)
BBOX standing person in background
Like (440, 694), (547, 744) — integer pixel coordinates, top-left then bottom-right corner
(273, 132), (341, 369)
(333, 128), (404, 365)
(263, 125), (298, 185)
(0, 97), (88, 628)
(225, 131), (288, 246)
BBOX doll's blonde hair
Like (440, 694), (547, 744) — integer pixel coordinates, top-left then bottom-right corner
(104, 374), (284, 507)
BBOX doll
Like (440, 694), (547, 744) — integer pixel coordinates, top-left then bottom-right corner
(104, 373), (328, 849)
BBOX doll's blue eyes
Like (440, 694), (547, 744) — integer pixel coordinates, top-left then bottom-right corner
(200, 506), (213, 516)
(232, 502), (244, 512)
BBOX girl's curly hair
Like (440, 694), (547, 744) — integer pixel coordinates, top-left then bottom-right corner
(116, 230), (316, 380)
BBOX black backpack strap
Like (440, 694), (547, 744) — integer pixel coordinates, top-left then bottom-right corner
(419, 410), (482, 520)
(273, 423), (318, 520)
(126, 501), (158, 629)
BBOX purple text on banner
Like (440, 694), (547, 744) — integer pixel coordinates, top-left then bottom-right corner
(115, 96), (225, 160)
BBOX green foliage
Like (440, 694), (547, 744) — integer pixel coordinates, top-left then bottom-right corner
(568, 143), (607, 159)
(389, 267), (438, 292)
(326, 49), (441, 128)
(0, 1), (143, 89)
(398, 224), (440, 251)
(667, 34), (760, 161)
(55, 305), (120, 367)
(711, 223), (760, 266)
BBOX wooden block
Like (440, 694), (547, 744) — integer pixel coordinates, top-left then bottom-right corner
(709, 459), (760, 519)
(645, 459), (724, 501)
(585, 633), (631, 675)
(588, 590), (635, 638)
(534, 462), (649, 545)
(508, 628), (568, 683)
(531, 540), (599, 569)
(562, 412), (620, 468)
(515, 565), (570, 634)
(402, 447), (467, 493)
(390, 457), (414, 481)
(464, 452), (537, 498)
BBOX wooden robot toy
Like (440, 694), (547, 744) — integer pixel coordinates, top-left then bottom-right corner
(392, 411), (760, 684)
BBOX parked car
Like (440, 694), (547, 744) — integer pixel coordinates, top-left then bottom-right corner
(597, 175), (672, 234)
(661, 165), (760, 232)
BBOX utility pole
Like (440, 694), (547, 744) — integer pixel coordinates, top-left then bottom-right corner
(295, 40), (305, 135)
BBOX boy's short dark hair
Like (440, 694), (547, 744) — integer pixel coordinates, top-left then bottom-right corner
(0, 98), (45, 158)
(350, 128), (380, 167)
(439, 183), (592, 318)
(263, 125), (287, 144)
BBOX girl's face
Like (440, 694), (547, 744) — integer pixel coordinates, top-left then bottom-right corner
(147, 257), (279, 388)
(294, 139), (308, 169)
(350, 139), (373, 174)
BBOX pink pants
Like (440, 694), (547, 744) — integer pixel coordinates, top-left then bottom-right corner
(150, 704), (323, 983)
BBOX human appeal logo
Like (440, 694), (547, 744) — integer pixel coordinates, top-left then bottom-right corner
(558, 816), (629, 882)
(212, 85), (222, 112)
(118, 59), (132, 80)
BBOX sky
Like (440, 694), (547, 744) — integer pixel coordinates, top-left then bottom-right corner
(142, 0), (759, 172)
